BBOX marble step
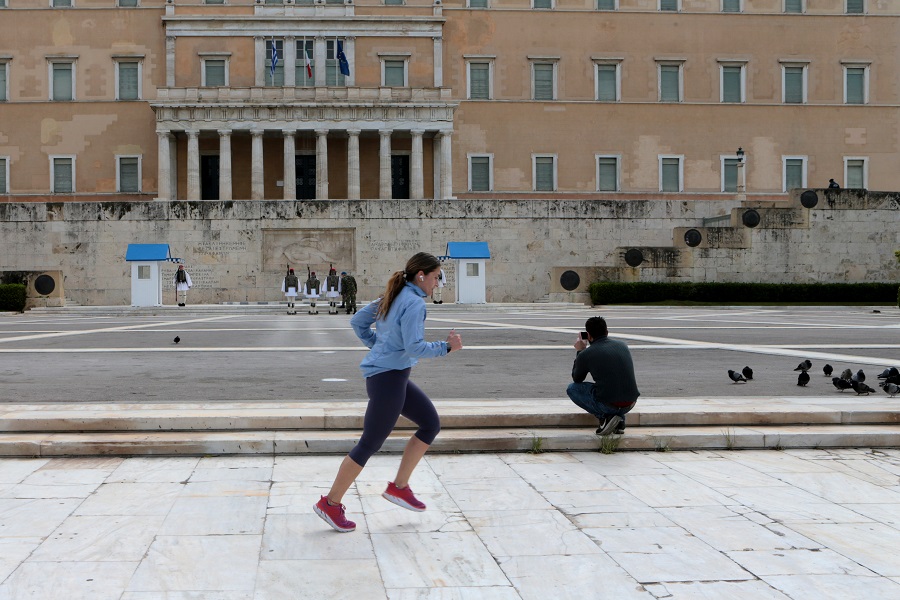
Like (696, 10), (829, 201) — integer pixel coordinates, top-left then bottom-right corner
(1, 424), (898, 457)
(1, 398), (898, 433)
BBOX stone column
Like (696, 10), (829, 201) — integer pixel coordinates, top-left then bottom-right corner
(283, 130), (297, 200)
(314, 37), (326, 87)
(165, 37), (176, 88)
(254, 37), (265, 87)
(379, 129), (392, 200)
(433, 36), (443, 88)
(345, 37), (356, 87)
(284, 36), (296, 87)
(315, 129), (329, 200)
(347, 129), (361, 200)
(156, 130), (171, 201)
(186, 130), (200, 201)
(411, 129), (424, 200)
(251, 129), (264, 200)
(218, 130), (232, 201)
(440, 131), (453, 200)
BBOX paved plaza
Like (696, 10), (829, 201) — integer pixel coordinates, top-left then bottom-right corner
(0, 305), (898, 598)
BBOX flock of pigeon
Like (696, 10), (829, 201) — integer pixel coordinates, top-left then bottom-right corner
(728, 362), (900, 396)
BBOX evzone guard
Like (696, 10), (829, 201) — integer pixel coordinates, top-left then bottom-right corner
(282, 267), (300, 315)
(325, 266), (342, 315)
(304, 268), (321, 315)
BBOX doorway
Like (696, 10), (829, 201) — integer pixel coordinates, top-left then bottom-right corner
(201, 155), (220, 200)
(296, 155), (316, 200)
(392, 155), (410, 199)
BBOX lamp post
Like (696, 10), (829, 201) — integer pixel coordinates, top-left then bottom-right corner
(736, 147), (746, 199)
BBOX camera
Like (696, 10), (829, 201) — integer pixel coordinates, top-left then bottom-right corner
(580, 331), (588, 340)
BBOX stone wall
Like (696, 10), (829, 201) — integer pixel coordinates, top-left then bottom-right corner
(0, 191), (897, 306)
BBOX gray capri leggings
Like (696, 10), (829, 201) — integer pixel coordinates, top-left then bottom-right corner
(348, 368), (441, 467)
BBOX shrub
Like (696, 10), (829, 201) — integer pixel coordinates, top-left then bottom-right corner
(589, 281), (898, 305)
(0, 284), (26, 312)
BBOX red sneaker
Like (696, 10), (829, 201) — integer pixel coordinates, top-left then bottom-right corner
(382, 482), (427, 512)
(313, 496), (356, 533)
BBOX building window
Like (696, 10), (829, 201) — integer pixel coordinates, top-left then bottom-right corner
(0, 157), (7, 194)
(265, 39), (284, 87)
(782, 64), (807, 104)
(385, 0), (404, 4)
(296, 39), (314, 87)
(202, 58), (227, 87)
(597, 0), (616, 9)
(468, 0), (488, 6)
(844, 65), (868, 104)
(846, 0), (864, 14)
(844, 157), (867, 188)
(203, 0), (226, 3)
(51, 0), (73, 6)
(468, 155), (492, 192)
(720, 63), (745, 103)
(596, 156), (619, 192)
(533, 0), (553, 8)
(659, 0), (678, 11)
(722, 0), (740, 12)
(467, 61), (492, 100)
(117, 0), (138, 6)
(466, 263), (480, 277)
(51, 156), (75, 193)
(0, 62), (7, 102)
(784, 0), (803, 13)
(138, 265), (151, 280)
(659, 156), (682, 192)
(117, 156), (141, 193)
(722, 156), (740, 193)
(115, 60), (141, 100)
(658, 63), (682, 102)
(0, 0), (7, 7)
(783, 156), (806, 192)
(325, 39), (348, 86)
(532, 62), (556, 101)
(533, 155), (556, 192)
(383, 59), (406, 87)
(595, 62), (620, 102)
(49, 60), (75, 101)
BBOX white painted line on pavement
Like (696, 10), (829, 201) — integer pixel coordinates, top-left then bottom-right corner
(0, 315), (240, 344)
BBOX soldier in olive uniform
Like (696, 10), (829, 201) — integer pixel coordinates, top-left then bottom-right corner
(282, 268), (300, 315)
(325, 267), (342, 315)
(304, 270), (321, 315)
(340, 271), (358, 314)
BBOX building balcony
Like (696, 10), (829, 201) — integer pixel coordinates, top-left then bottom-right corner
(153, 86), (453, 105)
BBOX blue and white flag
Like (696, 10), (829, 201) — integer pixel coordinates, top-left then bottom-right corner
(337, 40), (350, 77)
(270, 39), (279, 79)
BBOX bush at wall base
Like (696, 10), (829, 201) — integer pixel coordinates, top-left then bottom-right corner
(589, 282), (899, 305)
(0, 284), (27, 312)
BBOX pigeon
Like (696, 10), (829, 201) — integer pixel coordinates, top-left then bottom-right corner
(793, 360), (812, 372)
(851, 380), (876, 395)
(840, 368), (853, 381)
(742, 366), (753, 380)
(885, 374), (900, 387)
(797, 371), (810, 386)
(173, 336), (180, 344)
(877, 368), (892, 380)
(728, 369), (747, 383)
(832, 377), (852, 392)
(881, 382), (900, 397)
(851, 369), (866, 383)
(823, 364), (833, 377)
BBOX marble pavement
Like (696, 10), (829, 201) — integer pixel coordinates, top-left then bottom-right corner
(1, 449), (899, 599)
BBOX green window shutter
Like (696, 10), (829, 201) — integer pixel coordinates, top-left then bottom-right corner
(0, 158), (7, 194)
(785, 159), (803, 191)
(54, 158), (73, 193)
(0, 64), (6, 102)
(846, 68), (864, 104)
(723, 0), (740, 11)
(660, 65), (680, 102)
(119, 158), (139, 193)
(597, 0), (615, 8)
(469, 63), (489, 99)
(469, 0), (488, 6)
(52, 63), (73, 101)
(470, 157), (490, 191)
(723, 158), (739, 192)
(597, 65), (617, 101)
(205, 60), (225, 87)
(722, 66), (741, 102)
(535, 157), (554, 191)
(296, 41), (314, 87)
(533, 63), (554, 100)
(597, 157), (617, 191)
(660, 0), (677, 10)
(265, 41), (284, 87)
(118, 0), (139, 6)
(533, 0), (552, 8)
(784, 0), (802, 13)
(53, 0), (72, 6)
(204, 0), (226, 4)
(661, 158), (680, 192)
(846, 160), (864, 188)
(784, 67), (803, 103)
(385, 0), (404, 4)
(846, 0), (863, 14)
(384, 60), (404, 87)
(118, 62), (139, 99)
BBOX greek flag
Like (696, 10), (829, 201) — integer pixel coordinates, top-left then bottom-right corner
(270, 39), (279, 79)
(337, 40), (350, 77)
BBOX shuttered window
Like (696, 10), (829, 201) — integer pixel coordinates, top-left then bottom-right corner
(53, 158), (73, 193)
(660, 0), (677, 10)
(470, 156), (491, 192)
(325, 39), (346, 87)
(722, 0), (740, 11)
(118, 0), (138, 6)
(722, 66), (742, 103)
(783, 66), (804, 103)
(597, 157), (618, 191)
(534, 156), (555, 191)
(296, 40), (314, 87)
(469, 62), (490, 100)
(597, 64), (617, 102)
(846, 160), (865, 188)
(204, 0), (225, 4)
(723, 158), (739, 192)
(0, 63), (6, 102)
(533, 63), (554, 100)
(533, 0), (552, 8)
(52, 0), (72, 6)
(785, 159), (804, 191)
(845, 67), (865, 104)
(385, 0), (404, 4)
(118, 157), (139, 193)
(0, 158), (7, 194)
(117, 61), (139, 100)
(469, 0), (488, 6)
(846, 0), (864, 14)
(265, 40), (284, 87)
(597, 0), (615, 8)
(659, 65), (680, 102)
(51, 63), (73, 101)
(784, 0), (802, 13)
(204, 60), (225, 87)
(661, 158), (680, 192)
(384, 60), (405, 87)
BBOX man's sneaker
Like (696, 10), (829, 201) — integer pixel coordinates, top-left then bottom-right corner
(314, 496), (356, 533)
(595, 415), (622, 436)
(615, 423), (626, 435)
(382, 482), (427, 512)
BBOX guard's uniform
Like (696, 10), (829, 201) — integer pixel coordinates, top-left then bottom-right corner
(282, 270), (299, 314)
(304, 272), (321, 314)
(325, 268), (341, 314)
(173, 266), (192, 306)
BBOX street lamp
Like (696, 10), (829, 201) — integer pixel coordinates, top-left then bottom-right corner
(736, 147), (746, 197)
(736, 147), (744, 163)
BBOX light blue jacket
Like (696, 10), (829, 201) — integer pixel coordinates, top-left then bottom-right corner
(351, 282), (449, 378)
